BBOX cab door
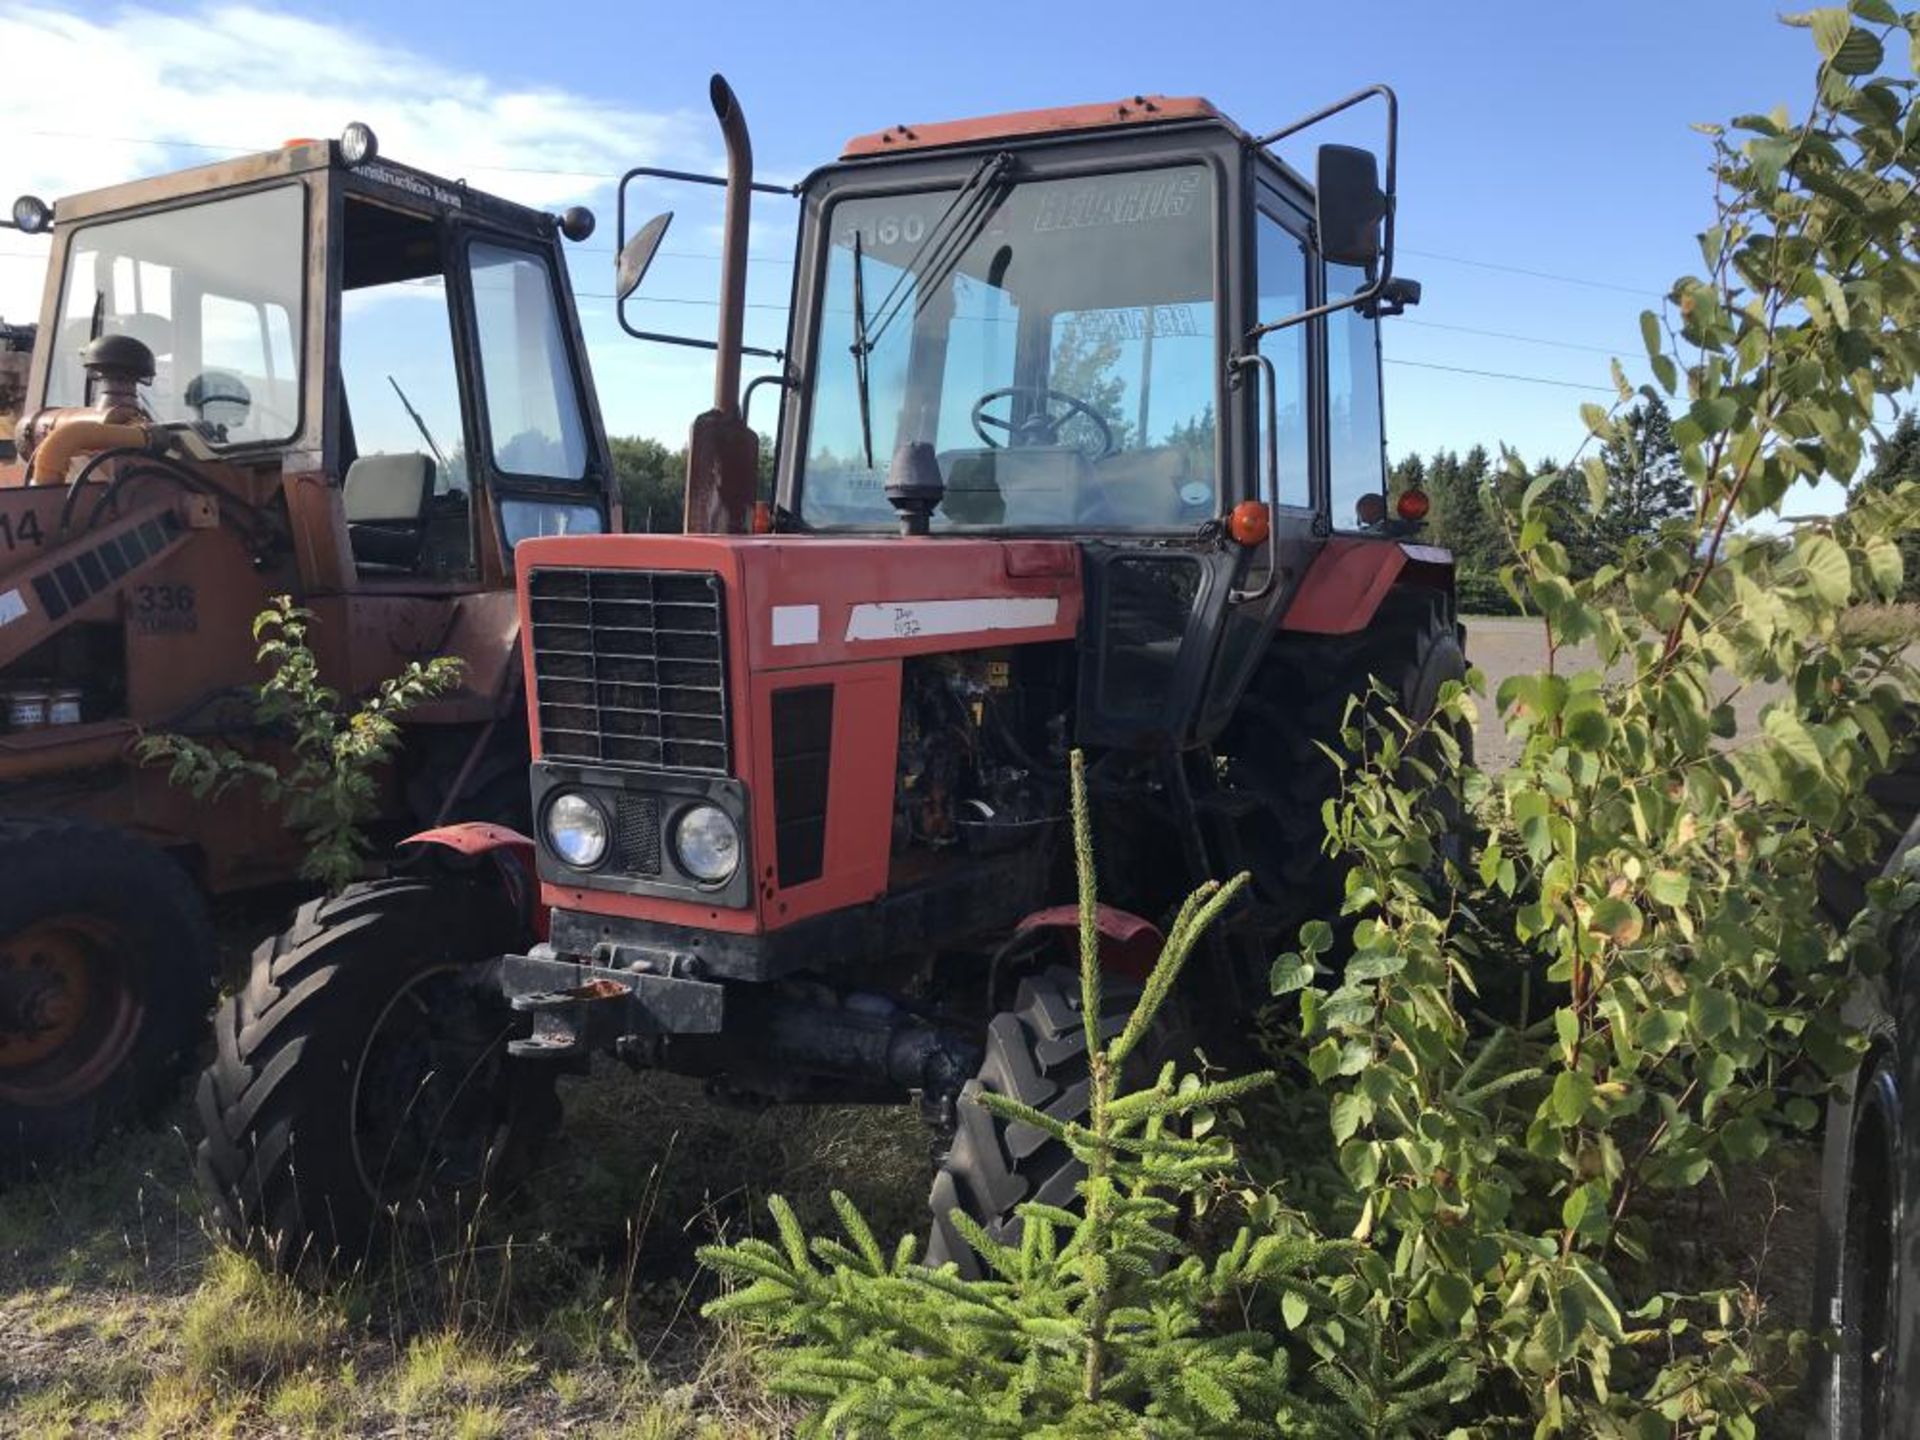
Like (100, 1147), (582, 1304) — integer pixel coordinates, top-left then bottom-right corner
(1190, 167), (1327, 743)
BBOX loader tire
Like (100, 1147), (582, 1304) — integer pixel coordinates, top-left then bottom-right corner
(196, 877), (557, 1271)
(926, 968), (1188, 1279)
(0, 817), (213, 1173)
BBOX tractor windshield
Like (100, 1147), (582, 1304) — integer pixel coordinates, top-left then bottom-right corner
(46, 185), (305, 448)
(800, 162), (1217, 531)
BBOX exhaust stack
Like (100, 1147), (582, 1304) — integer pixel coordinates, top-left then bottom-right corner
(682, 74), (761, 534)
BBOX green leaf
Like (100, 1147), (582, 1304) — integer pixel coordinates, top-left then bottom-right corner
(1330, 1091), (1368, 1144)
(1549, 1070), (1595, 1126)
(1588, 896), (1645, 946)
(1690, 986), (1737, 1041)
(1831, 24), (1886, 72)
(1281, 1290), (1311, 1331)
(1647, 870), (1691, 907)
(1271, 952), (1314, 996)
(1865, 536), (1904, 599)
(1796, 533), (1853, 605)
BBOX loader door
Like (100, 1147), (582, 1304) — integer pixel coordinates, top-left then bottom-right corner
(336, 197), (476, 583)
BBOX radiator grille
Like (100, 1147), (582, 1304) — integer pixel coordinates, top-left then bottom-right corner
(529, 568), (730, 773)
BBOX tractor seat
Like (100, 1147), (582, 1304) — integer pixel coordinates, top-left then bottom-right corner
(343, 453), (434, 571)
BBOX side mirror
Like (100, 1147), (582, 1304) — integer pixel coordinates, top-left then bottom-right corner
(615, 211), (673, 302)
(1316, 144), (1386, 272)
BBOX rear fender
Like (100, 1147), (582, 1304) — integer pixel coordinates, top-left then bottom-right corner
(1015, 903), (1163, 981)
(403, 823), (547, 942)
(1279, 538), (1455, 635)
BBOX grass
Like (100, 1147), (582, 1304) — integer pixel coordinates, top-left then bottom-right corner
(0, 1064), (930, 1437)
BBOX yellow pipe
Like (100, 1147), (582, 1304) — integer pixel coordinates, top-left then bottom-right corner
(27, 417), (151, 486)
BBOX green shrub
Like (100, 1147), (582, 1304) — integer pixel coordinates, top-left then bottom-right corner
(137, 594), (461, 892)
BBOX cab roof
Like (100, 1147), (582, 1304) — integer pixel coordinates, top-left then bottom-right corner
(840, 94), (1244, 160)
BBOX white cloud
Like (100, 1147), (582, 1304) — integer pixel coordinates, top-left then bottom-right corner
(0, 2), (709, 323)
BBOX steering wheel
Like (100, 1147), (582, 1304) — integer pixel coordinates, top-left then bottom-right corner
(970, 386), (1116, 460)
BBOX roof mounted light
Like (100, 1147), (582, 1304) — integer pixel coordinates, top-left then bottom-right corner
(339, 121), (379, 167)
(8, 195), (51, 235)
(558, 206), (596, 243)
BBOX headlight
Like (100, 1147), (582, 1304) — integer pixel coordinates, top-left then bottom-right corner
(672, 804), (740, 884)
(544, 791), (608, 869)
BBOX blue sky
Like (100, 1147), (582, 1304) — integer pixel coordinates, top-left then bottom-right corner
(0, 0), (1886, 505)
(325, 0), (1830, 469)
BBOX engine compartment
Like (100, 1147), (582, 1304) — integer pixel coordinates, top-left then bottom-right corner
(891, 645), (1074, 868)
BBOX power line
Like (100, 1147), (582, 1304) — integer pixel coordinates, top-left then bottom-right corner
(1383, 356), (1614, 393)
(1397, 245), (1654, 297)
(1399, 317), (1634, 357)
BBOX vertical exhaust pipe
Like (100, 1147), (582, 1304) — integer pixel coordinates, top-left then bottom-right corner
(683, 72), (762, 534)
(710, 75), (750, 419)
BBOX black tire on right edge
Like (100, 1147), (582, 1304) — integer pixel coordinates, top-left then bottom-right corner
(926, 967), (1186, 1279)
(196, 876), (557, 1272)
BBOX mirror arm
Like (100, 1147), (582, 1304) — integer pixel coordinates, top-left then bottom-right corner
(1249, 83), (1399, 339)
(1228, 351), (1282, 605)
(743, 367), (798, 429)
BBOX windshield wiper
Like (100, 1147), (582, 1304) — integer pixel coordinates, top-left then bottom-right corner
(388, 374), (450, 473)
(862, 150), (1014, 353)
(850, 230), (875, 470)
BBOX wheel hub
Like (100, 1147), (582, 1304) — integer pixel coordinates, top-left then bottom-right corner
(0, 915), (140, 1104)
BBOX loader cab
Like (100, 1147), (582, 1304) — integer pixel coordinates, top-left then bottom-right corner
(18, 132), (613, 591)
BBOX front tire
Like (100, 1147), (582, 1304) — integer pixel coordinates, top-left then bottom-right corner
(0, 817), (213, 1172)
(196, 877), (556, 1270)
(926, 968), (1187, 1278)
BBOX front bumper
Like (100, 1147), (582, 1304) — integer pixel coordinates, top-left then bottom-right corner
(500, 946), (723, 1061)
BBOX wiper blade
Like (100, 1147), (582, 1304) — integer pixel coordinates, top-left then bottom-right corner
(850, 230), (875, 470)
(863, 150), (1014, 352)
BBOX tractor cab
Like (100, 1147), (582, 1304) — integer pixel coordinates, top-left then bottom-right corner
(13, 129), (614, 596)
(618, 87), (1421, 752)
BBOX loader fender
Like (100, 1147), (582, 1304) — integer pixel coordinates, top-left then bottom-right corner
(403, 823), (546, 941)
(1015, 902), (1162, 980)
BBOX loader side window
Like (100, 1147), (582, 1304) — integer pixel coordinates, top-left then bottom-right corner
(1327, 260), (1386, 530)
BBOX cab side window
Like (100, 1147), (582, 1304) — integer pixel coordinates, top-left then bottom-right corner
(1253, 210), (1311, 509)
(1327, 260), (1386, 530)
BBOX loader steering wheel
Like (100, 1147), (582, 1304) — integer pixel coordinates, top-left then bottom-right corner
(971, 386), (1115, 459)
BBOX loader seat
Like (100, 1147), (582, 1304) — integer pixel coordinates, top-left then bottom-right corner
(343, 452), (435, 571)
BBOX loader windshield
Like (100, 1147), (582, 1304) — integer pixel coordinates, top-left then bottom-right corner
(46, 185), (305, 447)
(800, 163), (1217, 531)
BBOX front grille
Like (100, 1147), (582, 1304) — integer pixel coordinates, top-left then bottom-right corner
(613, 793), (663, 876)
(529, 568), (730, 773)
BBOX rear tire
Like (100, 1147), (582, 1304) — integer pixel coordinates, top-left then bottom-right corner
(1227, 592), (1469, 939)
(196, 877), (556, 1271)
(0, 817), (212, 1172)
(926, 968), (1187, 1278)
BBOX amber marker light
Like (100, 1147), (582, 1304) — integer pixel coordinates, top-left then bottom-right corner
(1229, 500), (1271, 546)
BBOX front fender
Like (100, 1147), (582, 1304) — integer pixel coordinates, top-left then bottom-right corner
(404, 823), (547, 942)
(1015, 903), (1162, 981)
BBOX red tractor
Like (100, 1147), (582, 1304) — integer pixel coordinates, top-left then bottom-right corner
(200, 80), (1463, 1268)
